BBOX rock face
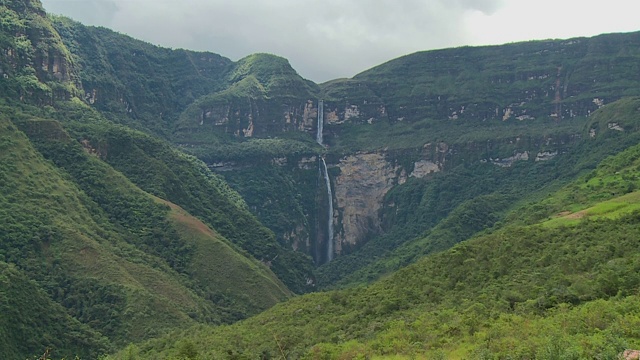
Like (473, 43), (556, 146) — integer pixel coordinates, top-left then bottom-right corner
(196, 99), (319, 137)
(490, 152), (530, 167)
(0, 0), (79, 103)
(333, 152), (407, 252)
(411, 160), (441, 178)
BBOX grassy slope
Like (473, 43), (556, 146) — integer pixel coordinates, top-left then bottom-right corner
(162, 199), (291, 316)
(1, 112), (208, 339)
(0, 109), (292, 358)
(19, 111), (293, 313)
(111, 209), (640, 359)
(53, 104), (315, 294)
(106, 104), (640, 359)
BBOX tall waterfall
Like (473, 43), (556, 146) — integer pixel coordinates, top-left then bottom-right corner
(316, 100), (324, 145)
(316, 100), (333, 262)
(320, 157), (334, 262)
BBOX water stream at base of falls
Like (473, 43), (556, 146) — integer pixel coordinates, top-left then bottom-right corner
(319, 157), (334, 262)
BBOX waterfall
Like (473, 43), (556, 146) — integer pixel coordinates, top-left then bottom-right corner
(320, 157), (334, 262)
(316, 100), (324, 145)
(316, 100), (333, 262)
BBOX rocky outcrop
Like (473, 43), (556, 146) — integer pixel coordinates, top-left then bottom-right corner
(333, 152), (407, 252)
(0, 0), (79, 103)
(410, 160), (441, 178)
(623, 350), (640, 360)
(535, 151), (558, 162)
(490, 152), (530, 167)
(190, 98), (319, 137)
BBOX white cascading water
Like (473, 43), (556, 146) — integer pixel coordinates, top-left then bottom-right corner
(316, 100), (334, 262)
(316, 100), (324, 145)
(320, 156), (334, 262)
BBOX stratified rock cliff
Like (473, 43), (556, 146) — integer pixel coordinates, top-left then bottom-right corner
(333, 152), (407, 252)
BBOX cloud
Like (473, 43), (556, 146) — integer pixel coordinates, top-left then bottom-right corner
(40, 0), (504, 82)
(42, 0), (119, 26)
(463, 0), (640, 48)
(37, 0), (640, 82)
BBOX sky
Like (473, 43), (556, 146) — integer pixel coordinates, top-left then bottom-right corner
(40, 0), (639, 83)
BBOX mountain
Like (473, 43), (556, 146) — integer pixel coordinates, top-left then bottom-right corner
(109, 98), (640, 359)
(0, 103), (297, 356)
(2, 0), (640, 357)
(0, 2), (302, 358)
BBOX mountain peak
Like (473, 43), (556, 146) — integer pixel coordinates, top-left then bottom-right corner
(229, 53), (318, 97)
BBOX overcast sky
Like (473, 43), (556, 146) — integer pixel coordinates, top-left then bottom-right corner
(40, 0), (639, 83)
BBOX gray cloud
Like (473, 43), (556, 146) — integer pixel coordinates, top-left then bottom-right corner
(43, 0), (119, 26)
(40, 0), (504, 82)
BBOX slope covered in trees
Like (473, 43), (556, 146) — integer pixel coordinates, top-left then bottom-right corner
(109, 130), (640, 359)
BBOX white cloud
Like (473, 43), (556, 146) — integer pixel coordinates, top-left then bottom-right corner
(463, 0), (640, 46)
(40, 0), (638, 82)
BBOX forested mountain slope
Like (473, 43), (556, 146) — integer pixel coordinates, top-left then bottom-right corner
(318, 97), (640, 288)
(110, 115), (640, 358)
(1, 105), (296, 357)
(0, 1), (305, 358)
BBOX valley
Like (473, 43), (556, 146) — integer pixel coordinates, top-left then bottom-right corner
(1, 0), (640, 358)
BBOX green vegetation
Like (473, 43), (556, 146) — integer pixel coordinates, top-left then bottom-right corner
(59, 116), (315, 293)
(50, 15), (232, 137)
(353, 33), (640, 124)
(0, 261), (109, 359)
(0, 103), (291, 357)
(109, 209), (640, 359)
(107, 101), (640, 357)
(228, 53), (319, 98)
(4, 2), (640, 358)
(0, 0), (78, 103)
(317, 97), (640, 288)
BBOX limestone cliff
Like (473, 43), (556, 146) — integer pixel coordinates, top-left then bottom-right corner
(0, 0), (79, 103)
(332, 149), (449, 253)
(333, 153), (406, 252)
(192, 98), (319, 137)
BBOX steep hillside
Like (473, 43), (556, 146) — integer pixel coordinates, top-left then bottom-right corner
(109, 132), (640, 359)
(173, 52), (322, 167)
(0, 261), (109, 359)
(351, 32), (640, 131)
(172, 33), (640, 273)
(42, 0), (640, 275)
(318, 97), (640, 287)
(55, 107), (315, 293)
(0, 106), (295, 358)
(51, 16), (233, 136)
(0, 0), (79, 102)
(5, 1), (640, 358)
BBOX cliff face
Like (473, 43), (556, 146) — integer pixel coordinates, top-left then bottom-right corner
(333, 153), (407, 252)
(188, 97), (319, 137)
(175, 54), (320, 140)
(351, 34), (640, 125)
(43, 17), (640, 269)
(328, 134), (571, 253)
(0, 0), (79, 103)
